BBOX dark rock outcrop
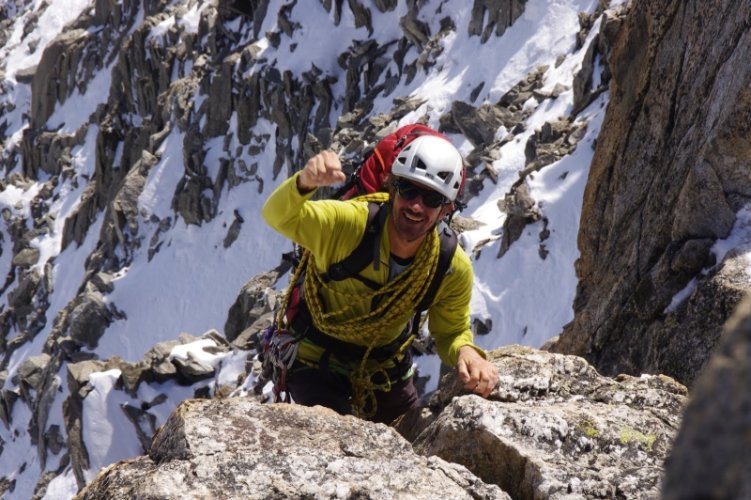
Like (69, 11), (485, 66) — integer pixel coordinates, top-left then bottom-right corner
(662, 294), (751, 499)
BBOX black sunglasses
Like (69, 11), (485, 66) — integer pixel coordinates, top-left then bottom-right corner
(393, 179), (448, 208)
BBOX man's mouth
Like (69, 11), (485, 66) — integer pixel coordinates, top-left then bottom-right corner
(402, 211), (424, 223)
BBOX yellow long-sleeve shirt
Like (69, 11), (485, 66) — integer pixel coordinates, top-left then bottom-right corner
(262, 172), (481, 368)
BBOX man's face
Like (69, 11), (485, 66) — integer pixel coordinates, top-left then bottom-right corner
(390, 177), (450, 243)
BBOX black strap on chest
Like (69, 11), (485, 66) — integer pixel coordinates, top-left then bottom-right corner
(323, 202), (458, 316)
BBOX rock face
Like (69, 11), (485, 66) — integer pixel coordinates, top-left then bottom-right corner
(78, 347), (686, 499)
(553, 0), (751, 386)
(76, 399), (509, 500)
(662, 295), (751, 499)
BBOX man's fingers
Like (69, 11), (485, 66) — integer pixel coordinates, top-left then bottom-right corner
(457, 358), (471, 383)
(299, 151), (344, 190)
(464, 362), (499, 396)
(461, 362), (481, 391)
(478, 367), (499, 397)
(314, 152), (344, 182)
(474, 376), (493, 397)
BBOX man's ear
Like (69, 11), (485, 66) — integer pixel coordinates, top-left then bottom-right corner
(441, 203), (455, 218)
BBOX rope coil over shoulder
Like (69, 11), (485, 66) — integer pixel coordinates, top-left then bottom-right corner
(269, 192), (442, 418)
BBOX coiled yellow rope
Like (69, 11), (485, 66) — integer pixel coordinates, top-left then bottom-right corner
(278, 192), (441, 418)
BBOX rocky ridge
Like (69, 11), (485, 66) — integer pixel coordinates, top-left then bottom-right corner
(78, 346), (687, 499)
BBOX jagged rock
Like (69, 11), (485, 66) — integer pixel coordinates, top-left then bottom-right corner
(224, 270), (280, 342)
(554, 0), (751, 385)
(523, 119), (586, 174)
(29, 29), (91, 128)
(11, 247), (40, 267)
(499, 66), (547, 109)
(13, 354), (51, 392)
(492, 115), (588, 260)
(205, 53), (238, 137)
(446, 101), (508, 148)
(33, 368), (63, 468)
(571, 6), (627, 115)
(121, 403), (158, 453)
(171, 355), (216, 383)
(101, 151), (157, 265)
(77, 399), (509, 499)
(469, 0), (526, 42)
(117, 360), (150, 397)
(222, 209), (244, 248)
(8, 268), (41, 316)
(4, 172), (35, 190)
(450, 214), (484, 233)
(88, 272), (116, 294)
(143, 340), (180, 381)
(399, 11), (430, 49)
(67, 360), (108, 398)
(640, 252), (748, 384)
(397, 346), (686, 500)
(0, 388), (19, 428)
(68, 291), (113, 349)
(21, 129), (80, 179)
(662, 294), (751, 498)
(497, 182), (538, 219)
(61, 181), (98, 251)
(230, 311), (275, 351)
(347, 0), (373, 35)
(44, 424), (65, 455)
(61, 333), (235, 481)
(496, 182), (540, 258)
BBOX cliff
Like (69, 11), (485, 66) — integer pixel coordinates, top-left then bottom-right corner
(552, 0), (751, 387)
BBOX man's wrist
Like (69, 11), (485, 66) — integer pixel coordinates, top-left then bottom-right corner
(457, 344), (487, 361)
(296, 172), (316, 194)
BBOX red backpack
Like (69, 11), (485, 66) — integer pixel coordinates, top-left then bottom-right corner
(334, 124), (452, 200)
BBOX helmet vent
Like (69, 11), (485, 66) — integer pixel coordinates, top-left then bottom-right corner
(414, 158), (428, 172)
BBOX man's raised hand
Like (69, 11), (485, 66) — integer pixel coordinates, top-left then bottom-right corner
(297, 150), (347, 193)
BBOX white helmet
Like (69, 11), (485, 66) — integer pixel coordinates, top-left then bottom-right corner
(391, 135), (464, 201)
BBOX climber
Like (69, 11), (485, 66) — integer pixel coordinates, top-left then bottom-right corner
(261, 134), (499, 424)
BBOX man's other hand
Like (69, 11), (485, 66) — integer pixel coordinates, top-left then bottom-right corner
(456, 345), (499, 398)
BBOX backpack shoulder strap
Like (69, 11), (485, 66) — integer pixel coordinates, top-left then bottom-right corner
(324, 202), (384, 289)
(415, 222), (458, 314)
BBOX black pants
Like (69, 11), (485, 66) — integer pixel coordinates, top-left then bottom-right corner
(286, 362), (419, 425)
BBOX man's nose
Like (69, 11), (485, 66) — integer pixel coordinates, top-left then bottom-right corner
(407, 194), (428, 209)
